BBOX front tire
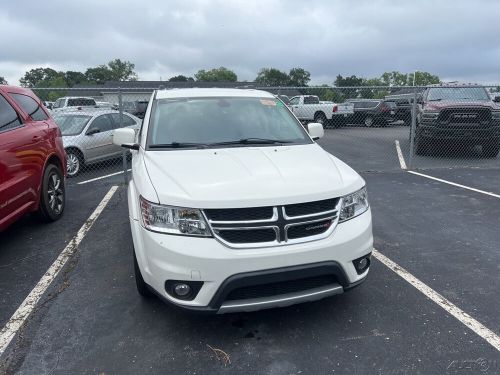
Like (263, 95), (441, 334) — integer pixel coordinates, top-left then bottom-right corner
(314, 112), (327, 126)
(66, 149), (83, 177)
(482, 141), (500, 158)
(364, 116), (374, 127)
(37, 164), (65, 222)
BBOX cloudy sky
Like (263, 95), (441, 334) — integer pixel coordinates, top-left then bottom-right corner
(1, 0), (499, 85)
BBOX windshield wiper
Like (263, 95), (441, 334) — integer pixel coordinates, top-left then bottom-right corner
(428, 98), (443, 102)
(149, 142), (208, 149)
(210, 138), (294, 146)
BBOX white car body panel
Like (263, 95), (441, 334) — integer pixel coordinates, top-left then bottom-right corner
(126, 88), (373, 313)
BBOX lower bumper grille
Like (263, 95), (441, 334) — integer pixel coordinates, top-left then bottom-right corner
(225, 274), (338, 301)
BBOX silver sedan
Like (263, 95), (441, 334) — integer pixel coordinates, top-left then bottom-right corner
(53, 109), (141, 177)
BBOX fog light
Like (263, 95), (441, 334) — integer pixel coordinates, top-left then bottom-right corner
(353, 253), (371, 275)
(174, 283), (191, 297)
(165, 280), (204, 300)
(358, 258), (368, 269)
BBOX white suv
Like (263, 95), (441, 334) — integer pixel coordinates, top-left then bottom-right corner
(113, 88), (373, 314)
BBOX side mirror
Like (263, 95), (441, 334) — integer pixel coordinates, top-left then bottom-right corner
(493, 96), (500, 103)
(113, 128), (138, 150)
(86, 127), (100, 135)
(307, 122), (324, 140)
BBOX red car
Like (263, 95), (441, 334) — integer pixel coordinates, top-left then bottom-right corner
(0, 85), (66, 231)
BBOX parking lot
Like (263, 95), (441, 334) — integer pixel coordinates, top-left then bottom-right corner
(1, 126), (499, 374)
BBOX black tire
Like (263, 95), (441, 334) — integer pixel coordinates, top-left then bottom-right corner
(66, 149), (83, 177)
(37, 163), (65, 222)
(134, 250), (154, 298)
(364, 116), (374, 127)
(482, 141), (500, 158)
(314, 112), (327, 126)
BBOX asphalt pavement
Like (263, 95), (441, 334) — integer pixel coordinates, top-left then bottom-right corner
(1, 127), (499, 374)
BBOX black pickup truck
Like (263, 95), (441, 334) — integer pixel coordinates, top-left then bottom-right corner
(414, 85), (500, 157)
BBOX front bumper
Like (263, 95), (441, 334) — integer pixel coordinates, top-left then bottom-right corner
(418, 124), (500, 140)
(128, 177), (373, 313)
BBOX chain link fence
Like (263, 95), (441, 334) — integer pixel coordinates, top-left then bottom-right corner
(32, 84), (500, 182)
(262, 84), (500, 172)
(33, 87), (154, 183)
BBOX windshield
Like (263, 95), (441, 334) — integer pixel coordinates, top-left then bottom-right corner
(67, 98), (96, 107)
(427, 87), (490, 101)
(53, 114), (92, 135)
(147, 97), (312, 148)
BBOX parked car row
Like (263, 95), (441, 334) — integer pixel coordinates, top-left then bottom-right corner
(53, 109), (141, 176)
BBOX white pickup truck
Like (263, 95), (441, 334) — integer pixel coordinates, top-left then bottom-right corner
(289, 95), (354, 127)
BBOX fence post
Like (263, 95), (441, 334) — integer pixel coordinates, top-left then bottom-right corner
(118, 87), (127, 185)
(408, 88), (418, 169)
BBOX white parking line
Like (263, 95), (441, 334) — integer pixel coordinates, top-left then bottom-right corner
(394, 140), (407, 170)
(0, 186), (119, 357)
(373, 249), (500, 352)
(408, 171), (500, 199)
(77, 169), (131, 185)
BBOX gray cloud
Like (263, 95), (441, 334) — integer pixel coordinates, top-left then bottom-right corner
(1, 0), (500, 85)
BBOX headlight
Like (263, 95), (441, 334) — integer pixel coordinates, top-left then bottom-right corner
(139, 196), (211, 236)
(339, 187), (369, 222)
(492, 111), (500, 120)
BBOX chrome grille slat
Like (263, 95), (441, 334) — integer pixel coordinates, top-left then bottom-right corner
(205, 198), (342, 248)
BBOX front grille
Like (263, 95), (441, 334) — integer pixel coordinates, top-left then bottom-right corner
(284, 198), (338, 217)
(204, 206), (273, 222)
(216, 228), (276, 244)
(438, 108), (491, 125)
(205, 198), (341, 247)
(225, 274), (337, 301)
(287, 219), (333, 240)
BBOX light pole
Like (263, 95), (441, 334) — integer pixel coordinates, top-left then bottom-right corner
(413, 70), (418, 86)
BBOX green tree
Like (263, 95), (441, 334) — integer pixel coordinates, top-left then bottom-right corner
(85, 65), (113, 84)
(168, 75), (194, 82)
(194, 67), (237, 82)
(35, 76), (68, 101)
(410, 71), (440, 86)
(334, 75), (364, 87)
(315, 85), (344, 103)
(254, 68), (290, 86)
(0, 76), (7, 85)
(360, 78), (388, 99)
(334, 75), (364, 99)
(20, 68), (61, 88)
(85, 59), (138, 84)
(380, 71), (410, 86)
(107, 59), (138, 81)
(288, 68), (311, 87)
(64, 71), (87, 87)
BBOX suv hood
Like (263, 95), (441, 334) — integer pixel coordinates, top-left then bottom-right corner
(142, 144), (364, 208)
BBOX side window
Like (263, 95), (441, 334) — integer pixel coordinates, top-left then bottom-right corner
(9, 93), (48, 121)
(110, 113), (136, 128)
(0, 95), (23, 132)
(290, 97), (299, 105)
(90, 115), (113, 133)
